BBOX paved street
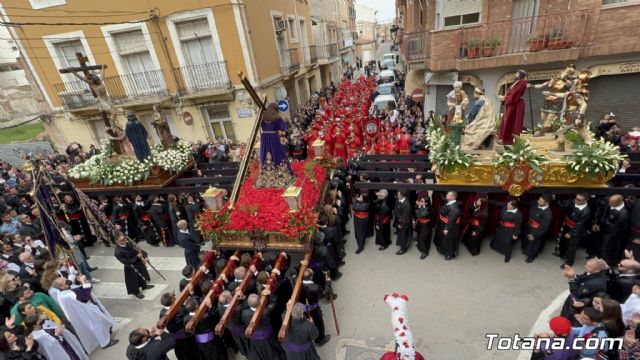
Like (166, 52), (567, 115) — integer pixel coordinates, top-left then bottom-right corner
(87, 220), (573, 360)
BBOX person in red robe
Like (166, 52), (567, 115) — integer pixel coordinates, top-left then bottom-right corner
(398, 128), (411, 155)
(346, 130), (361, 159)
(333, 128), (348, 162)
(497, 69), (528, 145)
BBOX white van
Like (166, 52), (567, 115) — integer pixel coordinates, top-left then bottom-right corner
(378, 69), (396, 84)
(382, 53), (396, 62)
(370, 94), (397, 115)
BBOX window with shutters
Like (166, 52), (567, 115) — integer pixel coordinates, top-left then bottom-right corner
(603, 0), (640, 6)
(111, 29), (163, 92)
(288, 16), (298, 42)
(53, 40), (85, 69)
(176, 19), (216, 66)
(203, 104), (236, 142)
(437, 0), (482, 29)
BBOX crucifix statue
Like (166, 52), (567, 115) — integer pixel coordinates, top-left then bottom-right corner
(59, 52), (126, 155)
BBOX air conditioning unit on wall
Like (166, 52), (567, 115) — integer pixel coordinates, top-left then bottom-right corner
(274, 18), (287, 33)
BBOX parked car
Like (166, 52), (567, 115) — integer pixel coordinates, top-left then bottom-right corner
(369, 94), (397, 115)
(377, 82), (398, 100)
(378, 69), (396, 84)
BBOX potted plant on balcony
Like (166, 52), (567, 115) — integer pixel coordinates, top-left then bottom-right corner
(482, 38), (501, 57)
(467, 40), (481, 59)
(548, 28), (564, 50)
(527, 35), (547, 52)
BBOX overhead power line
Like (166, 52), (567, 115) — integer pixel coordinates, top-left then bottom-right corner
(0, 19), (148, 27)
(0, 7), (147, 15)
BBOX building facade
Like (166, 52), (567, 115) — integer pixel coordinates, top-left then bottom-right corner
(355, 3), (377, 63)
(309, 0), (356, 86)
(0, 0), (321, 150)
(397, 0), (640, 130)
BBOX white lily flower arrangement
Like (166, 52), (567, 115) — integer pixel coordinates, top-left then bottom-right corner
(69, 140), (193, 185)
(567, 139), (625, 176)
(427, 126), (473, 172)
(494, 136), (548, 172)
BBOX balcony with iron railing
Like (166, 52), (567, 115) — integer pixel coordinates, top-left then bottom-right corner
(172, 61), (232, 96)
(304, 45), (318, 65)
(53, 69), (169, 110)
(449, 10), (591, 69)
(400, 30), (429, 63)
(279, 48), (301, 74)
(316, 43), (339, 63)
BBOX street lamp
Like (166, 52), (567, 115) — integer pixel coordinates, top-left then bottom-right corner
(311, 139), (325, 161)
(282, 186), (302, 212)
(202, 186), (226, 211)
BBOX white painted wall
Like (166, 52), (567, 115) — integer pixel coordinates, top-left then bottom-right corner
(0, 26), (19, 66)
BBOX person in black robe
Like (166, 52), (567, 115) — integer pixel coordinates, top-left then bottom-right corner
(183, 195), (202, 244)
(299, 269), (330, 346)
(593, 194), (630, 266)
(318, 214), (340, 266)
(149, 196), (175, 247)
(559, 193), (591, 267)
(523, 195), (553, 263)
(289, 134), (307, 161)
(158, 293), (196, 360)
(126, 326), (176, 360)
(284, 303), (321, 360)
(394, 190), (412, 255)
(241, 292), (285, 360)
(310, 231), (341, 281)
(415, 195), (433, 260)
(60, 195), (96, 247)
(434, 191), (462, 261)
(461, 196), (488, 256)
(182, 298), (228, 360)
(374, 190), (391, 250)
(352, 194), (370, 254)
(112, 197), (136, 240)
(490, 200), (522, 263)
(114, 234), (153, 299)
(124, 111), (151, 162)
(217, 290), (249, 356)
(132, 194), (148, 242)
(177, 220), (200, 269)
(626, 197), (640, 260)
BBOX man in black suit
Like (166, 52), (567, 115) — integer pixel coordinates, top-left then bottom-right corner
(394, 190), (412, 255)
(177, 220), (200, 269)
(595, 194), (630, 266)
(126, 326), (176, 360)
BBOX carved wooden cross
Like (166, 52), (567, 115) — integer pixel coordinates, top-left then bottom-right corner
(58, 52), (106, 98)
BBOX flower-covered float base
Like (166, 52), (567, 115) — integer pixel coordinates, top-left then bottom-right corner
(433, 137), (621, 196)
(198, 160), (328, 252)
(69, 141), (194, 191)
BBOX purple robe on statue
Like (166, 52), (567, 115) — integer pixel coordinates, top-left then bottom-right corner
(260, 118), (293, 175)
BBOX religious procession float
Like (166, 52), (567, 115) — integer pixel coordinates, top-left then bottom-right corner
(430, 66), (625, 196)
(67, 111), (194, 191)
(157, 73), (332, 343)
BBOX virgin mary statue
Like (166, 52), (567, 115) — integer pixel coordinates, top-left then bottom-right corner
(255, 102), (295, 188)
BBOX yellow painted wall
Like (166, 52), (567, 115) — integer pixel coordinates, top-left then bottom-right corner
(1, 0), (246, 108)
(2, 0), (316, 150)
